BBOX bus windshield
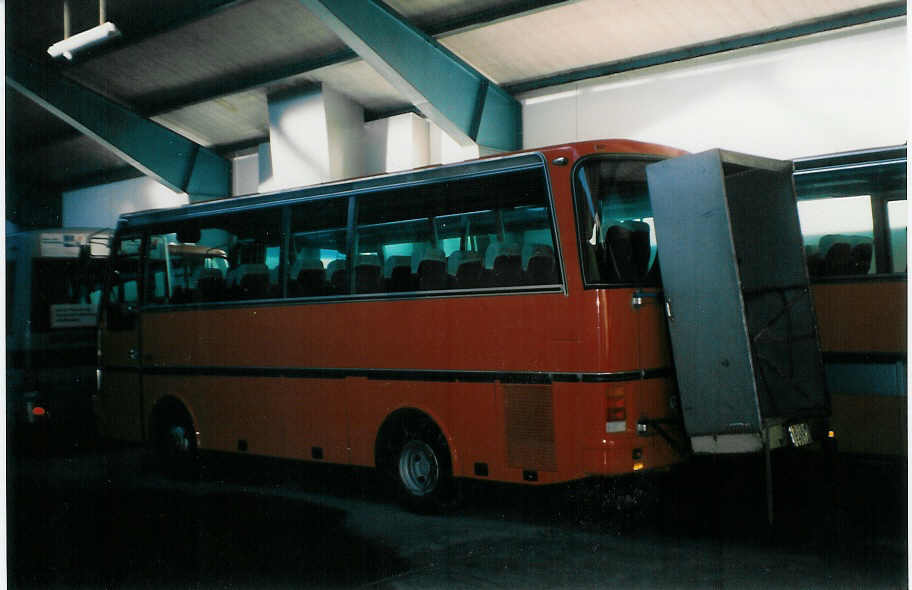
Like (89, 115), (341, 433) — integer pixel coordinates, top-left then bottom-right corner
(573, 157), (661, 287)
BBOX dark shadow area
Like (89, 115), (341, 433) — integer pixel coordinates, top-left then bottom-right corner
(8, 447), (407, 588)
(8, 441), (907, 588)
(455, 450), (906, 569)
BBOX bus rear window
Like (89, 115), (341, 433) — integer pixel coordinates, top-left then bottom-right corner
(573, 157), (660, 287)
(31, 259), (106, 331)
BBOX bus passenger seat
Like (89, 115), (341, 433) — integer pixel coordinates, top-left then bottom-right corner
(229, 263), (270, 299)
(355, 254), (382, 293)
(485, 241), (522, 287)
(523, 244), (558, 285)
(604, 224), (637, 282)
(414, 246), (447, 290)
(447, 251), (483, 289)
(624, 220), (652, 279)
(291, 257), (325, 296)
(824, 242), (853, 275)
(851, 241), (873, 274)
(804, 245), (824, 277)
(383, 256), (413, 292)
(327, 259), (348, 294)
(196, 267), (225, 301)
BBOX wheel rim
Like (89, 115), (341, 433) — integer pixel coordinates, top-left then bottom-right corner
(166, 424), (191, 454)
(398, 440), (439, 496)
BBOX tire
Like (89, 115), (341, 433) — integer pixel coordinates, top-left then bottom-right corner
(151, 406), (199, 480)
(378, 415), (456, 512)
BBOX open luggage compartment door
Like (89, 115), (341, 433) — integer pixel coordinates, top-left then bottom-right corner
(646, 150), (829, 454)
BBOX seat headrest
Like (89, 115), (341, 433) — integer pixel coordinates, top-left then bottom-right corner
(290, 257), (324, 279)
(355, 253), (381, 268)
(383, 255), (411, 279)
(412, 246), (446, 273)
(484, 241), (521, 270)
(521, 243), (554, 271)
(326, 259), (347, 274)
(447, 250), (482, 276)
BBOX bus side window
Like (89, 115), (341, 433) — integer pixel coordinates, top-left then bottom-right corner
(105, 236), (141, 330)
(887, 199), (907, 273)
(355, 166), (559, 294)
(289, 198), (348, 297)
(797, 196), (875, 278)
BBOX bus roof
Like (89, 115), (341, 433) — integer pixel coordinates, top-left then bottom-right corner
(115, 139), (684, 231)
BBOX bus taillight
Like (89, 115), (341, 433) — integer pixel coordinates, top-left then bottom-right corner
(606, 392), (626, 433)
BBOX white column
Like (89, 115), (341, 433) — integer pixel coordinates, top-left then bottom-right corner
(260, 84), (365, 192)
(364, 112), (431, 174)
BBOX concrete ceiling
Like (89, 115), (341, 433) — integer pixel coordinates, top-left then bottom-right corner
(5, 0), (904, 194)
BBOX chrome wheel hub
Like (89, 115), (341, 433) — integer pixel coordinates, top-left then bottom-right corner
(398, 440), (439, 496)
(167, 425), (190, 453)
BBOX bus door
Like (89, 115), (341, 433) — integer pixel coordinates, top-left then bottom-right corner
(97, 234), (144, 442)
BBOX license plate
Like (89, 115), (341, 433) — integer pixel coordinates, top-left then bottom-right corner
(788, 423), (812, 447)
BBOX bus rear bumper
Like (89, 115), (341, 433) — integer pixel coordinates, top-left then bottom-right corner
(582, 430), (687, 477)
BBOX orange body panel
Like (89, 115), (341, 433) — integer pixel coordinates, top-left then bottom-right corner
(96, 140), (689, 485)
(811, 278), (907, 456)
(812, 280), (907, 353)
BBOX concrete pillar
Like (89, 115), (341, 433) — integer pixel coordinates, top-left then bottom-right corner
(259, 84), (365, 192)
(364, 112), (431, 175)
(429, 121), (479, 165)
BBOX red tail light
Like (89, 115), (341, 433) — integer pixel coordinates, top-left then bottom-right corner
(606, 392), (626, 431)
(606, 393), (626, 421)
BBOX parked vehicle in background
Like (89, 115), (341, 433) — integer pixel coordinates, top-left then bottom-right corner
(7, 228), (111, 447)
(793, 146), (907, 457)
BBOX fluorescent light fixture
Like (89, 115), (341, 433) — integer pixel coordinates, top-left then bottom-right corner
(47, 21), (120, 60)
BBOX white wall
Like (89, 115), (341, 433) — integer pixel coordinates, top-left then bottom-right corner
(521, 20), (907, 159)
(62, 176), (188, 228)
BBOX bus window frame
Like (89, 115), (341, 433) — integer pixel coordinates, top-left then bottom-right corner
(570, 153), (666, 290)
(103, 232), (145, 331)
(797, 192), (907, 282)
(793, 147), (906, 282)
(129, 152), (568, 311)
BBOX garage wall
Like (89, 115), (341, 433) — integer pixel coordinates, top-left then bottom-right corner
(62, 177), (189, 229)
(519, 20), (907, 159)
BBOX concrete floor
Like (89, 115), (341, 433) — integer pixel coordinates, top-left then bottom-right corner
(7, 441), (907, 589)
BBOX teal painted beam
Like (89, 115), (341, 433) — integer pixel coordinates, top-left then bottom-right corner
(6, 51), (230, 198)
(301, 0), (521, 151)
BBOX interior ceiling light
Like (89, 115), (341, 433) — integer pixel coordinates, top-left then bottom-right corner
(48, 1), (119, 60)
(48, 21), (121, 60)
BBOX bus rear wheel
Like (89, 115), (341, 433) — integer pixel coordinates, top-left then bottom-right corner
(379, 414), (456, 512)
(151, 404), (198, 479)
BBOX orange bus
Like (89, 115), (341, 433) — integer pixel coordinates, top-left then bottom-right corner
(95, 139), (692, 508)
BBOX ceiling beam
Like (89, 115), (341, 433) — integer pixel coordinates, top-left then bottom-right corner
(300, 0), (521, 151)
(506, 2), (906, 94)
(6, 51), (231, 198)
(140, 1), (567, 130)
